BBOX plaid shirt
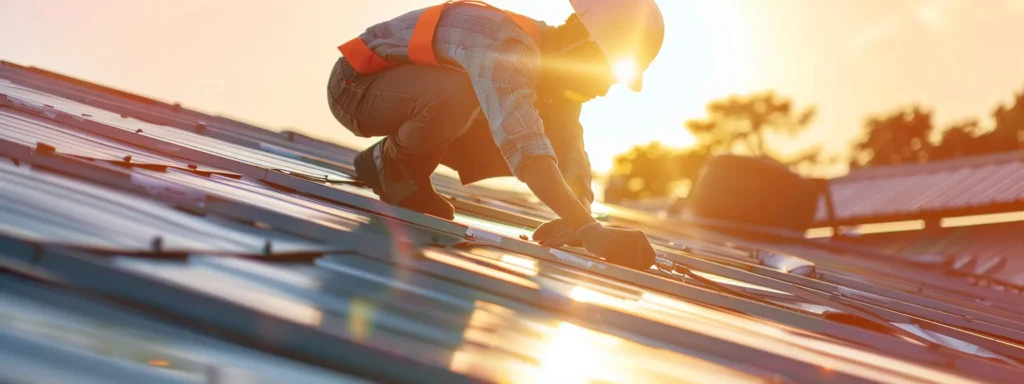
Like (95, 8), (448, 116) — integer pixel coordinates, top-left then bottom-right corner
(352, 3), (558, 181)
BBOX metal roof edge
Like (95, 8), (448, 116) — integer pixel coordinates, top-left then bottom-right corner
(838, 150), (1024, 182)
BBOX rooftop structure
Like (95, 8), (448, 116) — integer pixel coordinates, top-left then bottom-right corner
(2, 60), (1024, 383)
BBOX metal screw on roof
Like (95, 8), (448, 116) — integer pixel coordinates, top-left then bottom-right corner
(135, 128), (143, 133)
(122, 155), (132, 163)
(151, 236), (163, 253)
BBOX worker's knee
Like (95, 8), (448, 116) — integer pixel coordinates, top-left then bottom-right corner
(327, 61), (483, 149)
(328, 93), (364, 136)
(327, 59), (365, 136)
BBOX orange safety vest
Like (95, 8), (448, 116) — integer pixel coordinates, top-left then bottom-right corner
(338, 0), (542, 75)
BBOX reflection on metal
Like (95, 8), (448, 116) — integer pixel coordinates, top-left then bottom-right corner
(499, 254), (540, 277)
(423, 249), (540, 290)
(116, 258), (327, 327)
(464, 226), (504, 245)
(455, 213), (531, 240)
(688, 270), (791, 296)
(755, 250), (816, 277)
(1, 60), (1023, 383)
(446, 300), (770, 383)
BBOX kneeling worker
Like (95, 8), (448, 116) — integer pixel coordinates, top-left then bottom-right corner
(326, 0), (664, 270)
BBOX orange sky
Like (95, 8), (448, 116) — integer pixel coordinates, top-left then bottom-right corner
(3, 0), (1024, 178)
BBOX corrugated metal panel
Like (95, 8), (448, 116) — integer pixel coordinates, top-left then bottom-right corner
(0, 277), (369, 384)
(0, 107), (209, 170)
(818, 152), (1024, 223)
(3, 61), (1024, 383)
(108, 255), (780, 383)
(0, 160), (328, 255)
(0, 159), (830, 380)
(840, 222), (1024, 287)
(99, 250), (989, 384)
(2, 81), (352, 184)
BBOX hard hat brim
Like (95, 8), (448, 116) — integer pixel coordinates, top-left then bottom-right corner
(627, 73), (644, 92)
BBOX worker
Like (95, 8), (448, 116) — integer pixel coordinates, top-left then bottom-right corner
(326, 0), (664, 270)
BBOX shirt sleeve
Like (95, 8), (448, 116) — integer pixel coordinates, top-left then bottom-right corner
(455, 33), (557, 181)
(539, 100), (595, 205)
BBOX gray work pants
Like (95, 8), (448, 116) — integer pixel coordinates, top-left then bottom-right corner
(327, 58), (484, 188)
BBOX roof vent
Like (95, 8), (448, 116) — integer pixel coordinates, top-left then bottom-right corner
(686, 155), (820, 232)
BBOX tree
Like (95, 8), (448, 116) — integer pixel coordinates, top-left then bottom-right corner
(604, 142), (708, 203)
(685, 91), (817, 156)
(848, 86), (1024, 168)
(931, 119), (983, 160)
(849, 106), (935, 168)
(981, 88), (1024, 152)
(607, 91), (824, 204)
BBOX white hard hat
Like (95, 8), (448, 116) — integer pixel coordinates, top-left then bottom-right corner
(569, 0), (665, 92)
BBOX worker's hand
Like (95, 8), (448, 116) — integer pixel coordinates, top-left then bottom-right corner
(532, 219), (582, 247)
(576, 222), (656, 270)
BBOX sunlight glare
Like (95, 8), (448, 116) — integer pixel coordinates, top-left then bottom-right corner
(613, 58), (637, 85)
(537, 322), (621, 383)
(590, 201), (614, 216)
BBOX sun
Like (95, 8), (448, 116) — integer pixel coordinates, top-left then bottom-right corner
(612, 58), (637, 85)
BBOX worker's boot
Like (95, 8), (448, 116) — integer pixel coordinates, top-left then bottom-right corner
(354, 139), (455, 220)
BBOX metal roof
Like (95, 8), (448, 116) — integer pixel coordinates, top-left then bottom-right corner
(837, 221), (1024, 288)
(3, 60), (1024, 383)
(816, 151), (1024, 224)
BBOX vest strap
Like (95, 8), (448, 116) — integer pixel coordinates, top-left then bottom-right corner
(341, 0), (542, 75)
(337, 37), (394, 75)
(408, 4), (447, 67)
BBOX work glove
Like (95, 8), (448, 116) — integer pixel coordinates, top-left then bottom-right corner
(576, 222), (657, 271)
(532, 219), (582, 247)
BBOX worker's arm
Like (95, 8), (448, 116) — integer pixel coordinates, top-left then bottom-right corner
(519, 157), (597, 231)
(538, 99), (595, 211)
(454, 33), (654, 270)
(529, 99), (593, 246)
(521, 156), (655, 270)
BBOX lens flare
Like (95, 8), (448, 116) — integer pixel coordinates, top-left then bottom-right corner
(612, 59), (637, 85)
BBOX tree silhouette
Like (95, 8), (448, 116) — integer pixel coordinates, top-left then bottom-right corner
(982, 88), (1024, 152)
(848, 86), (1024, 167)
(604, 142), (708, 203)
(931, 119), (983, 160)
(608, 84), (1024, 204)
(685, 91), (817, 156)
(849, 106), (935, 168)
(607, 91), (822, 203)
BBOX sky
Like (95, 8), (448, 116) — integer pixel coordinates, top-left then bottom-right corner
(2, 0), (1024, 179)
